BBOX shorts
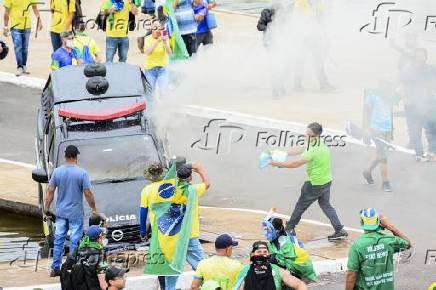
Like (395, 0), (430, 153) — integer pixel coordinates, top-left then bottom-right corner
(196, 31), (213, 46)
(373, 131), (392, 161)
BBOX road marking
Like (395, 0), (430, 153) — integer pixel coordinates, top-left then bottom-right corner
(0, 72), (413, 155)
(0, 158), (35, 169)
(200, 206), (363, 233)
(0, 72), (46, 89)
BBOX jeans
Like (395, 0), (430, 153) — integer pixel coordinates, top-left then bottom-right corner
(287, 181), (343, 233)
(164, 238), (204, 290)
(181, 34), (197, 57)
(10, 29), (31, 68)
(51, 217), (84, 270)
(145, 67), (169, 99)
(106, 37), (129, 62)
(50, 32), (62, 52)
(405, 106), (436, 155)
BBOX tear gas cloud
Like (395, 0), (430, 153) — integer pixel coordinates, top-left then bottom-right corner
(153, 0), (436, 148)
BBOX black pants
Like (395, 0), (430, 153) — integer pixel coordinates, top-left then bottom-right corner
(196, 31), (213, 46)
(287, 181), (343, 232)
(181, 33), (197, 56)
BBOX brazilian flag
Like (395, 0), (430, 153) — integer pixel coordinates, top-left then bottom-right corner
(163, 0), (189, 61)
(268, 235), (317, 282)
(144, 163), (197, 275)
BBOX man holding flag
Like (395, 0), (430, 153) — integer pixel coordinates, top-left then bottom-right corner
(143, 161), (210, 290)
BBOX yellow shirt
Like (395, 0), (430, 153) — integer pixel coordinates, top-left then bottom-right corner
(173, 183), (206, 238)
(194, 256), (243, 290)
(51, 0), (76, 33)
(101, 0), (132, 38)
(144, 35), (169, 69)
(4, 0), (35, 30)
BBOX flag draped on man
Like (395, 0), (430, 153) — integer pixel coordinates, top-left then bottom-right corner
(144, 163), (198, 275)
(163, 0), (189, 61)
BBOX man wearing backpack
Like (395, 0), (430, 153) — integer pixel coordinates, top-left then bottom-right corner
(50, 0), (78, 51)
(61, 225), (108, 290)
(100, 0), (138, 63)
(74, 22), (102, 64)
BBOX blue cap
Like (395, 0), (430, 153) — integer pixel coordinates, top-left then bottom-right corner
(87, 225), (103, 240)
(215, 234), (238, 249)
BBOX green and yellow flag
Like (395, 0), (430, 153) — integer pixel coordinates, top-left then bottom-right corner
(268, 235), (317, 282)
(144, 163), (197, 275)
(163, 0), (189, 61)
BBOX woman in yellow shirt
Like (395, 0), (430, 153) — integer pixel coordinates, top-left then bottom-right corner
(143, 20), (172, 99)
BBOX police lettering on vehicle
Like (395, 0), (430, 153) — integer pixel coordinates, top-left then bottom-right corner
(108, 214), (137, 223)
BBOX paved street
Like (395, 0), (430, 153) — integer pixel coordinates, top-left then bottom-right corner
(1, 83), (436, 289)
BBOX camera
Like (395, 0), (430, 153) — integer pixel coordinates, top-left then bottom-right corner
(170, 156), (192, 170)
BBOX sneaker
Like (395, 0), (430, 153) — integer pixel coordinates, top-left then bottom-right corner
(50, 269), (61, 277)
(416, 155), (428, 162)
(362, 170), (374, 184)
(328, 229), (348, 241)
(15, 67), (24, 77)
(285, 223), (296, 236)
(22, 66), (30, 74)
(382, 181), (392, 192)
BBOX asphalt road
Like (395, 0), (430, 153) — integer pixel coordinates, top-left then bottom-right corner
(1, 82), (436, 289)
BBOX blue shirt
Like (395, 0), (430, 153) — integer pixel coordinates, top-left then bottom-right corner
(49, 164), (91, 219)
(51, 47), (79, 70)
(174, 0), (198, 35)
(364, 91), (394, 132)
(193, 1), (208, 34)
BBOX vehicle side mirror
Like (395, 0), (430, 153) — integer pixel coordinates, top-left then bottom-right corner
(32, 168), (48, 183)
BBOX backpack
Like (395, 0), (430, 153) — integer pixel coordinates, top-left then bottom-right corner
(66, 0), (84, 33)
(60, 248), (102, 290)
(75, 36), (95, 64)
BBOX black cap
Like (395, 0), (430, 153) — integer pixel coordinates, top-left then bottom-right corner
(177, 164), (192, 180)
(215, 234), (238, 249)
(105, 266), (129, 283)
(65, 145), (80, 158)
(0, 41), (9, 60)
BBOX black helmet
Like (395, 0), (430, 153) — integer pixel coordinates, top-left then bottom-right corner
(0, 41), (9, 60)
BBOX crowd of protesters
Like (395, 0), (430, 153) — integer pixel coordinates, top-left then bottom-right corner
(1, 0), (217, 99)
(0, 0), (422, 289)
(40, 137), (412, 290)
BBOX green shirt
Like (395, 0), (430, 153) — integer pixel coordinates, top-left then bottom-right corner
(301, 139), (332, 185)
(347, 231), (409, 290)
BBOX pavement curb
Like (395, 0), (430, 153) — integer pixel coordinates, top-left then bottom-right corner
(0, 198), (41, 218)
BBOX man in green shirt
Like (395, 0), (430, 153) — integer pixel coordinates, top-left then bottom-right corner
(346, 208), (412, 290)
(270, 122), (348, 241)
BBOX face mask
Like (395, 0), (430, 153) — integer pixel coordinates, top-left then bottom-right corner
(250, 254), (271, 265)
(65, 40), (74, 48)
(102, 238), (108, 247)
